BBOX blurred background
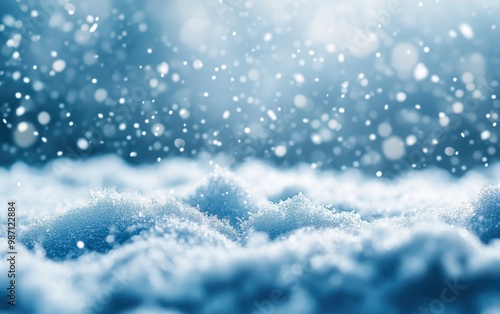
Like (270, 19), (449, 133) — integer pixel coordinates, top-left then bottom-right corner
(0, 0), (499, 177)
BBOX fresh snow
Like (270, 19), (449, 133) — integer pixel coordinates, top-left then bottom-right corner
(1, 157), (500, 313)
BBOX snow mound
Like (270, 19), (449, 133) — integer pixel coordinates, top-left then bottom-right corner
(246, 193), (367, 239)
(188, 167), (260, 227)
(20, 189), (236, 261)
(2, 158), (500, 313)
(467, 184), (500, 243)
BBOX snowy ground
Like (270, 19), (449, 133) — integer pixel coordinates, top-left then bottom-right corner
(1, 157), (500, 314)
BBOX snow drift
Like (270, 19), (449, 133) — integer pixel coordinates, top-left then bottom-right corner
(1, 157), (500, 314)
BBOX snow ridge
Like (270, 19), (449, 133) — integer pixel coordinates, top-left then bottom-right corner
(1, 160), (500, 313)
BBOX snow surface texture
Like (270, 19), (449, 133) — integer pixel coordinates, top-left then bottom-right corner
(1, 157), (500, 313)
